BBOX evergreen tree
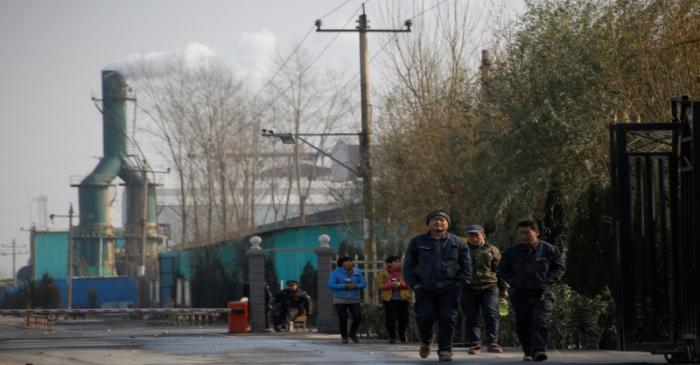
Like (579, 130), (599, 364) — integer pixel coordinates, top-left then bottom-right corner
(564, 183), (614, 296)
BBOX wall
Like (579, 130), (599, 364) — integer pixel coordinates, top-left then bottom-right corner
(159, 221), (363, 305)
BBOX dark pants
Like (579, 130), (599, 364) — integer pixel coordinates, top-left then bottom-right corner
(460, 285), (499, 346)
(335, 303), (361, 339)
(273, 305), (302, 328)
(383, 299), (410, 340)
(414, 286), (461, 352)
(510, 290), (554, 355)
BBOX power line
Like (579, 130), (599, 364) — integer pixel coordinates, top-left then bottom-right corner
(252, 0), (366, 104)
(318, 0), (359, 20)
(303, 0), (449, 122)
(0, 239), (28, 285)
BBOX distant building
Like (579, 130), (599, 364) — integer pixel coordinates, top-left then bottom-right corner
(156, 142), (361, 247)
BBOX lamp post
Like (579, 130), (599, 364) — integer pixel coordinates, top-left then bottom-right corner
(49, 203), (74, 309)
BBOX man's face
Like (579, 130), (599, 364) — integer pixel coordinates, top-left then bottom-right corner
(288, 283), (299, 292)
(466, 232), (485, 245)
(517, 226), (539, 245)
(342, 260), (354, 270)
(428, 216), (449, 234)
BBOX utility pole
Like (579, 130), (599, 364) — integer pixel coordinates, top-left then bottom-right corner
(1, 239), (28, 286)
(316, 5), (411, 301)
(49, 204), (75, 309)
(139, 159), (149, 308)
(67, 204), (74, 309)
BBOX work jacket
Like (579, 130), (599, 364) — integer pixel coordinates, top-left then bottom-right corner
(274, 288), (312, 314)
(465, 241), (508, 290)
(498, 240), (565, 293)
(403, 231), (471, 293)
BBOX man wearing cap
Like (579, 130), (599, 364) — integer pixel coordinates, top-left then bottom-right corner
(461, 224), (508, 355)
(272, 280), (312, 332)
(404, 210), (472, 362)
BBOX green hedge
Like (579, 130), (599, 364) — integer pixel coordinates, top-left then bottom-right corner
(356, 283), (616, 350)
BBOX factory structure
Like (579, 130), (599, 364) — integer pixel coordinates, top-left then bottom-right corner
(15, 70), (362, 309)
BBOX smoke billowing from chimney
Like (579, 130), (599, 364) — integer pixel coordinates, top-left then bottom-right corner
(104, 42), (217, 79)
(104, 31), (276, 86)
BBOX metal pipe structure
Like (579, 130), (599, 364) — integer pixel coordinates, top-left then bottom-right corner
(76, 70), (157, 278)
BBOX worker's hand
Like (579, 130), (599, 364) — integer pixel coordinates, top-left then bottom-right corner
(499, 289), (508, 298)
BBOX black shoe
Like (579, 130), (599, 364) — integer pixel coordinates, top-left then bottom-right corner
(398, 335), (406, 343)
(341, 338), (349, 344)
(350, 334), (359, 343)
(389, 338), (396, 344)
(438, 351), (453, 362)
(419, 343), (431, 358)
(533, 351), (547, 361)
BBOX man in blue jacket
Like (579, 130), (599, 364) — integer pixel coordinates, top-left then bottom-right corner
(404, 210), (471, 362)
(498, 219), (565, 362)
(328, 256), (366, 343)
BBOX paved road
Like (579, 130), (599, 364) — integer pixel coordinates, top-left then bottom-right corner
(0, 316), (667, 365)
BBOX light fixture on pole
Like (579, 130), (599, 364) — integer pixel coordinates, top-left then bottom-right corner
(261, 129), (362, 176)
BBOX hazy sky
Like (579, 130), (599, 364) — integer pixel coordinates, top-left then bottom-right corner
(0, 0), (524, 280)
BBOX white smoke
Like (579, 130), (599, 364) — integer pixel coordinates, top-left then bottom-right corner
(232, 30), (276, 88)
(104, 42), (217, 79)
(104, 31), (277, 86)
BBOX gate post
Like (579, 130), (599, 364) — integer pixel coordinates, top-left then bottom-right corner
(315, 234), (337, 333)
(247, 236), (266, 332)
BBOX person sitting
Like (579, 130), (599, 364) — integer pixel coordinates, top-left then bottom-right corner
(272, 280), (312, 331)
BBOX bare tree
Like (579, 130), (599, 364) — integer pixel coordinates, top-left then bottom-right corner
(266, 48), (356, 225)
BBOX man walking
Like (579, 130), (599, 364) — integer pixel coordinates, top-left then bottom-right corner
(498, 219), (565, 362)
(461, 224), (508, 355)
(404, 210), (471, 362)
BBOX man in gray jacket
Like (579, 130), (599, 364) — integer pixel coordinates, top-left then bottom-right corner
(404, 210), (471, 362)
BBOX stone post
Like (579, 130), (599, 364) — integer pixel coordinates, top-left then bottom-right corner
(247, 247), (266, 332)
(315, 245), (336, 333)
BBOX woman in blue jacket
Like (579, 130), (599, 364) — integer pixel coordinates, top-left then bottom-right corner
(328, 256), (366, 343)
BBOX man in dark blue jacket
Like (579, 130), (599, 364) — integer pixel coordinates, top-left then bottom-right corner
(404, 210), (471, 362)
(499, 219), (565, 362)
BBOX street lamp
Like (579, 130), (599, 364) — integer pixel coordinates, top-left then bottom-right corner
(49, 203), (74, 309)
(261, 129), (362, 176)
(318, 234), (330, 248)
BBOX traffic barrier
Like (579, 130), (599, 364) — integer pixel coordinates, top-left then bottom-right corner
(0, 308), (230, 328)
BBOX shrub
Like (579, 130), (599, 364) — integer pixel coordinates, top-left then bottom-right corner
(355, 284), (616, 350)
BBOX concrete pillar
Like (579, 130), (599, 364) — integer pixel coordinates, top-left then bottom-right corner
(247, 248), (266, 332)
(315, 246), (337, 333)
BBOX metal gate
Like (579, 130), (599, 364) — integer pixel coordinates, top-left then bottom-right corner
(610, 97), (699, 363)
